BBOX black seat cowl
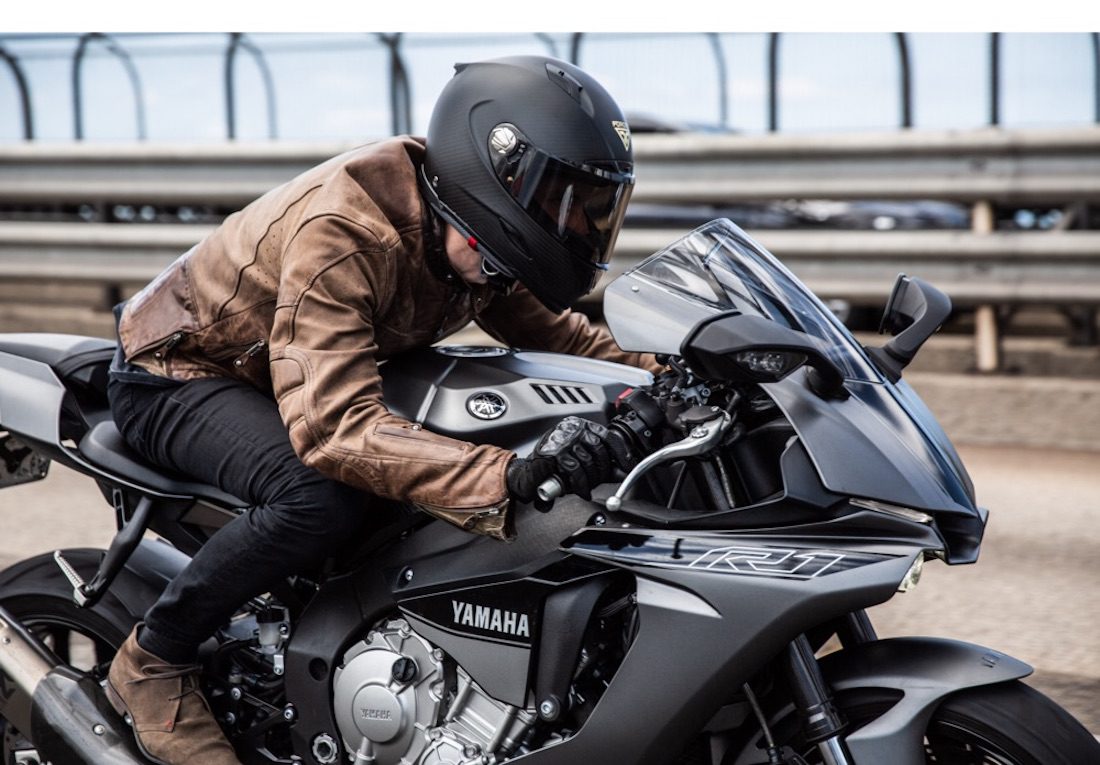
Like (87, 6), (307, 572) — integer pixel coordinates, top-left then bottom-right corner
(79, 421), (247, 509)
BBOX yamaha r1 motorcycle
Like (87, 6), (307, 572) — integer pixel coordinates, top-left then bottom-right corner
(0, 219), (1096, 765)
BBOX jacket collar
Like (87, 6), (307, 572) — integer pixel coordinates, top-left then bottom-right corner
(421, 206), (464, 287)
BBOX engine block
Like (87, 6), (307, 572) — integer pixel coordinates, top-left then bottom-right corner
(332, 618), (536, 765)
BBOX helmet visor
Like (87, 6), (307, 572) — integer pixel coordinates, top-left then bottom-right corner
(490, 131), (634, 271)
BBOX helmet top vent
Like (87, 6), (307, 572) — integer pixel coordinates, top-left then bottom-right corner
(546, 63), (585, 103)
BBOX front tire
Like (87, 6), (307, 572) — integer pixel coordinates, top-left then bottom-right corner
(925, 681), (1100, 764)
(730, 680), (1100, 764)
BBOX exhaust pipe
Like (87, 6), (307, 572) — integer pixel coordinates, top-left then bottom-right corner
(0, 605), (147, 765)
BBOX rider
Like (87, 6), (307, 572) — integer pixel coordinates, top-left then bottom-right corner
(104, 56), (658, 764)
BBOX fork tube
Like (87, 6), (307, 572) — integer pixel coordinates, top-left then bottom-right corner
(817, 737), (854, 765)
(785, 635), (853, 764)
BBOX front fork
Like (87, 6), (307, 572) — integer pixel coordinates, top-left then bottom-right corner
(785, 635), (852, 765)
(786, 612), (877, 765)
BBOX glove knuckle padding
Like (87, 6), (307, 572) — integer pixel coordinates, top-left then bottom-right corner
(530, 416), (617, 501)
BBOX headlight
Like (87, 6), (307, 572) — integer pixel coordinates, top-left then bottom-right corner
(897, 555), (923, 593)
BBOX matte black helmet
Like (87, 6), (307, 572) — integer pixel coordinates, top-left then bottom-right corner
(420, 56), (635, 314)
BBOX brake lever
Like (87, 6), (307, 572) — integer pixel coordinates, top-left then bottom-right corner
(604, 411), (732, 512)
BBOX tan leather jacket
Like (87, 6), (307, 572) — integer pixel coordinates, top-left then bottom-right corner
(118, 136), (658, 540)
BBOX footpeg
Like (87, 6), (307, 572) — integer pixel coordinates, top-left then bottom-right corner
(54, 495), (155, 609)
(53, 550), (91, 607)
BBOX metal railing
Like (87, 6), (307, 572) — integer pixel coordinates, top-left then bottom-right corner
(72, 33), (147, 141)
(4, 127), (1097, 208)
(4, 223), (1098, 306)
(0, 45), (33, 140)
(224, 33), (278, 141)
(0, 127), (1098, 362)
(2, 32), (1099, 143)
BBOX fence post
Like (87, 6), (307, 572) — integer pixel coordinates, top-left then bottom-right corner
(72, 33), (147, 141)
(225, 33), (278, 141)
(972, 200), (1002, 372)
(377, 34), (411, 136)
(767, 33), (780, 132)
(1092, 33), (1099, 123)
(895, 33), (913, 128)
(0, 46), (34, 140)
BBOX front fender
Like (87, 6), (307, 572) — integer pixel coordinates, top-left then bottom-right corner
(820, 637), (1033, 765)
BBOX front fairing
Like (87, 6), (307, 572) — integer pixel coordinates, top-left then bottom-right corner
(762, 373), (976, 515)
(604, 219), (979, 526)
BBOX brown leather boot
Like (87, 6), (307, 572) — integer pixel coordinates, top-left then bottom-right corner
(106, 626), (241, 765)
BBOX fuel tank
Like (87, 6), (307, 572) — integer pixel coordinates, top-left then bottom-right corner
(379, 346), (654, 456)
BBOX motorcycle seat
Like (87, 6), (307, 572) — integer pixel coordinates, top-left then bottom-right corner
(79, 420), (247, 509)
(0, 333), (115, 377)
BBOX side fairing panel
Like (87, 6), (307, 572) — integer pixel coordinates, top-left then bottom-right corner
(510, 527), (915, 765)
(0, 351), (66, 445)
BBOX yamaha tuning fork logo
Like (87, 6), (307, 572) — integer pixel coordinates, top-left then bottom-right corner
(466, 392), (507, 420)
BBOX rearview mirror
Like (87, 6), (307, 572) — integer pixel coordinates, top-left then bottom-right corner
(865, 274), (952, 382)
(681, 314), (849, 400)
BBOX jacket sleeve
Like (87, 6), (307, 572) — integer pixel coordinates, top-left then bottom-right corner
(268, 216), (515, 540)
(475, 284), (664, 375)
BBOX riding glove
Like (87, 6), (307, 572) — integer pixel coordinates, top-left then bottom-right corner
(507, 416), (614, 502)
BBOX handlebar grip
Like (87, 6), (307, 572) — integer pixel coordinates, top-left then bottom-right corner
(537, 476), (564, 503)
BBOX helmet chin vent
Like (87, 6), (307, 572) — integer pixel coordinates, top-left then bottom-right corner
(498, 218), (530, 261)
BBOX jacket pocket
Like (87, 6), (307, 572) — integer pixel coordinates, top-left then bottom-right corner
(211, 338), (268, 369)
(150, 331), (186, 362)
(374, 423), (466, 453)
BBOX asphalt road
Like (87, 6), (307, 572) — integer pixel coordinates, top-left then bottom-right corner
(0, 444), (1097, 734)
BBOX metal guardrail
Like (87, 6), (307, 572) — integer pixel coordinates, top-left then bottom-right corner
(2, 127), (1100, 207)
(4, 223), (1100, 307)
(0, 126), (1098, 363)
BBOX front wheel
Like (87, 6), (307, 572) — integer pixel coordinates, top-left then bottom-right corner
(730, 680), (1100, 764)
(923, 681), (1100, 765)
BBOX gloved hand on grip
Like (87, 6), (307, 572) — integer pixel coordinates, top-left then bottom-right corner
(507, 416), (614, 503)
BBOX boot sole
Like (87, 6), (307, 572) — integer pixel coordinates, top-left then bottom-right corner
(105, 678), (172, 765)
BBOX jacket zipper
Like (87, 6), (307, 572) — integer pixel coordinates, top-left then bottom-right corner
(153, 331), (185, 361)
(233, 339), (267, 368)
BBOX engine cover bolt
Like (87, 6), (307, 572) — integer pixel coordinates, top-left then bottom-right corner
(283, 705), (297, 722)
(230, 687), (243, 700)
(92, 724), (105, 736)
(538, 698), (560, 721)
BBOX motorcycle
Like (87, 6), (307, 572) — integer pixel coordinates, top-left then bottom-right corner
(0, 218), (1096, 765)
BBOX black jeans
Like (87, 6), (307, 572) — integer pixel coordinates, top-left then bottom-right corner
(106, 372), (371, 664)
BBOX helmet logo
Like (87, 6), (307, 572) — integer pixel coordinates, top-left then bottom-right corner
(489, 125), (519, 155)
(612, 120), (631, 151)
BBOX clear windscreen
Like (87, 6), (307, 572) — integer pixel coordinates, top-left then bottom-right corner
(604, 219), (881, 382)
